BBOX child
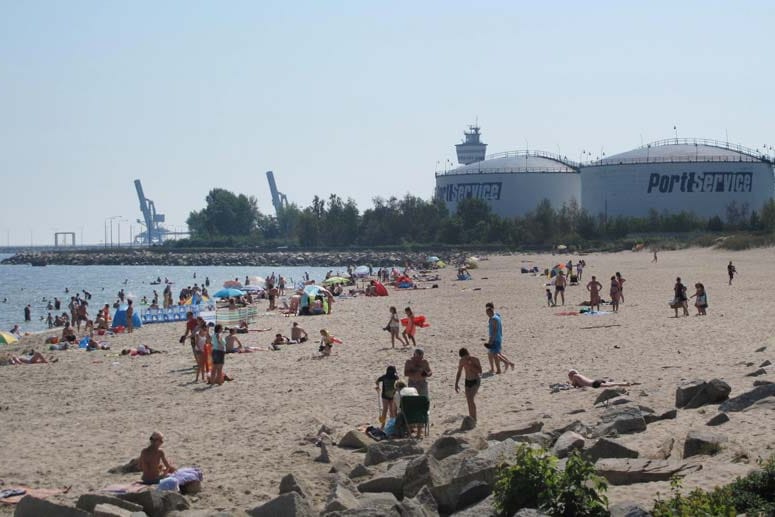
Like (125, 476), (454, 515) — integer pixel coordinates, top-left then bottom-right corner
(210, 324), (226, 385)
(691, 283), (708, 316)
(546, 288), (554, 307)
(271, 333), (288, 350)
(386, 307), (407, 348)
(194, 325), (210, 383)
(402, 307), (417, 347)
(319, 329), (335, 356)
(375, 366), (399, 429)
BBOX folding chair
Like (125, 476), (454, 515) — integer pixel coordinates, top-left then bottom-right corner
(400, 395), (430, 437)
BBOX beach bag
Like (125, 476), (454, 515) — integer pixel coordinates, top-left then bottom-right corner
(158, 477), (179, 492)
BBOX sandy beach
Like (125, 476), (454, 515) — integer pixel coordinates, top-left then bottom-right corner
(1, 247), (774, 515)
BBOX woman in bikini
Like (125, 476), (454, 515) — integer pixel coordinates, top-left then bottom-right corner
(586, 276), (603, 312)
(609, 275), (620, 313)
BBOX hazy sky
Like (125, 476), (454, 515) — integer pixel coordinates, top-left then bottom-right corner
(1, 1), (773, 245)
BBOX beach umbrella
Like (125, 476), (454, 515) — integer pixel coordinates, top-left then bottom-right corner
(0, 331), (18, 345)
(213, 288), (245, 298)
(354, 265), (370, 277)
(322, 276), (350, 286)
(242, 285), (264, 293)
(427, 256), (440, 263)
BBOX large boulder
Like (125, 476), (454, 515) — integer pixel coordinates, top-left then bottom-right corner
(511, 432), (555, 448)
(452, 494), (495, 516)
(364, 439), (424, 466)
(486, 421), (544, 441)
(551, 431), (585, 458)
(116, 490), (189, 517)
(583, 437), (639, 462)
(595, 458), (702, 485)
(93, 504), (134, 517)
(608, 502), (653, 517)
(338, 430), (372, 450)
(683, 430), (727, 458)
(429, 436), (468, 461)
(676, 379), (731, 409)
(247, 492), (313, 517)
(279, 473), (310, 499)
(719, 384), (775, 412)
(642, 409), (677, 425)
(594, 388), (628, 405)
(706, 413), (730, 426)
(357, 460), (408, 498)
(14, 496), (90, 517)
(596, 405), (647, 435)
(398, 485), (439, 517)
(76, 494), (144, 514)
(324, 482), (360, 514)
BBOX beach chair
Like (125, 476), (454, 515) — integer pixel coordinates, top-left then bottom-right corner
(399, 395), (430, 437)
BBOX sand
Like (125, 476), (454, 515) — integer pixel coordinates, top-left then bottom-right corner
(1, 247), (774, 514)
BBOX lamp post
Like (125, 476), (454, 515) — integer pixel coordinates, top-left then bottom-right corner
(117, 218), (128, 248)
(106, 216), (120, 248)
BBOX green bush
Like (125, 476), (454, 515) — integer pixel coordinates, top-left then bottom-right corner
(493, 445), (608, 517)
(652, 456), (775, 516)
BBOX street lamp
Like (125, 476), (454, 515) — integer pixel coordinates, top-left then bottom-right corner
(105, 216), (120, 248)
(117, 218), (128, 247)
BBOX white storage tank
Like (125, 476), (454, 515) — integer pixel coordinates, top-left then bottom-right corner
(435, 150), (581, 218)
(581, 139), (775, 219)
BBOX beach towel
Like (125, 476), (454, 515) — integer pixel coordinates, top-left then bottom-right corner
(100, 482), (147, 494)
(0, 487), (68, 505)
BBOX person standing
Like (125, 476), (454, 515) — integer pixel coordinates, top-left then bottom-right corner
(728, 261), (737, 285)
(586, 276), (603, 312)
(386, 306), (407, 348)
(609, 276), (620, 313)
(402, 307), (417, 347)
(485, 303), (515, 374)
(126, 300), (134, 333)
(554, 270), (566, 306)
(375, 366), (399, 428)
(24, 304), (31, 322)
(615, 272), (626, 303)
(455, 348), (482, 421)
(403, 348), (432, 397)
(210, 324), (226, 384)
(673, 277), (689, 317)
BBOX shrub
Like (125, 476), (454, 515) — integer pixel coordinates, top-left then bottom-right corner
(652, 455), (775, 516)
(493, 445), (608, 517)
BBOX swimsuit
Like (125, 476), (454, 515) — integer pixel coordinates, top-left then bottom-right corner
(464, 378), (480, 391)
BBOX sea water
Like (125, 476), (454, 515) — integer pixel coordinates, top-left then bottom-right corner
(0, 254), (343, 333)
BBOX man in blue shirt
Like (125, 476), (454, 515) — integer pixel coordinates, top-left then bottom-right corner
(486, 302), (515, 374)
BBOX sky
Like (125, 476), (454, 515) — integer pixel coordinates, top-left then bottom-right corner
(1, 1), (773, 245)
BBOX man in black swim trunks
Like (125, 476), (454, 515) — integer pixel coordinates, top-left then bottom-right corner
(454, 348), (482, 421)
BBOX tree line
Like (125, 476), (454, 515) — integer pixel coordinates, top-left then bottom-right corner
(181, 187), (775, 248)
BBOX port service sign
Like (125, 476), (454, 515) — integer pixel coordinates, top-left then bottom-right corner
(437, 182), (503, 202)
(647, 172), (753, 194)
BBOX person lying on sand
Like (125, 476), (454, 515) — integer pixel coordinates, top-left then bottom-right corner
(121, 345), (160, 356)
(139, 431), (176, 484)
(3, 351), (53, 365)
(568, 369), (636, 388)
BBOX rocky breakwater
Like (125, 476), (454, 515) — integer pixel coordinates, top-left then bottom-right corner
(1, 249), (481, 267)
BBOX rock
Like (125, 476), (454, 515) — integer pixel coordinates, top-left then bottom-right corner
(747, 368), (768, 377)
(460, 416), (476, 431)
(429, 436), (468, 461)
(719, 384), (775, 412)
(452, 494), (495, 516)
(596, 405), (647, 435)
(279, 473), (310, 498)
(166, 512), (233, 517)
(398, 485), (439, 517)
(583, 437), (639, 462)
(324, 482), (360, 513)
(316, 442), (331, 463)
(744, 397), (775, 412)
(76, 494), (144, 514)
(117, 490), (189, 517)
(551, 431), (585, 458)
(610, 397), (634, 406)
(760, 359), (772, 367)
(754, 380), (774, 386)
(93, 503), (134, 517)
(609, 502), (653, 517)
(706, 413), (730, 426)
(456, 480), (491, 510)
(14, 496), (90, 517)
(551, 419), (592, 437)
(358, 460), (408, 498)
(675, 380), (706, 408)
(655, 437), (675, 460)
(351, 492), (400, 515)
(594, 388), (627, 405)
(595, 458), (702, 485)
(476, 439), (520, 464)
(108, 457), (142, 474)
(755, 346), (767, 352)
(486, 421), (544, 441)
(643, 409), (677, 424)
(318, 424), (334, 436)
(348, 464), (372, 479)
(683, 429), (727, 458)
(338, 430), (372, 450)
(515, 510), (550, 517)
(676, 379), (731, 409)
(364, 439), (423, 466)
(247, 492), (313, 517)
(511, 432), (555, 448)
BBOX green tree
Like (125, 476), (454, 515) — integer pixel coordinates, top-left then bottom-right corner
(187, 188), (261, 238)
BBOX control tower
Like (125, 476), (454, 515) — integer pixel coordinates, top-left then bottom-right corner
(455, 124), (487, 165)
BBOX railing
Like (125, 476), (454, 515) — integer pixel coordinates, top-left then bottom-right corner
(436, 167), (578, 177)
(591, 154), (767, 167)
(215, 305), (259, 326)
(484, 149), (579, 167)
